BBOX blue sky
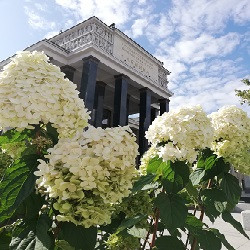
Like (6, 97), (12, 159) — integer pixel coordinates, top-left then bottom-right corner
(0, 0), (249, 114)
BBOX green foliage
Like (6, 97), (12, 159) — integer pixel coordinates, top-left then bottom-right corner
(219, 173), (242, 211)
(196, 229), (222, 250)
(9, 214), (54, 250)
(131, 173), (157, 193)
(147, 157), (190, 193)
(0, 226), (12, 250)
(190, 149), (230, 185)
(155, 236), (185, 249)
(155, 193), (187, 229)
(185, 214), (204, 234)
(0, 118), (246, 250)
(235, 78), (250, 105)
(0, 148), (13, 179)
(55, 240), (75, 250)
(222, 212), (249, 239)
(209, 228), (235, 250)
(58, 222), (97, 250)
(201, 189), (227, 222)
(0, 153), (40, 225)
(106, 232), (140, 250)
(116, 214), (147, 233)
(127, 226), (147, 238)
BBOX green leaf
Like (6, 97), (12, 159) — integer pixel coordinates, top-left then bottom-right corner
(161, 161), (190, 194)
(127, 226), (147, 238)
(100, 212), (125, 234)
(59, 222), (97, 250)
(209, 228), (235, 250)
(10, 214), (53, 250)
(155, 236), (185, 250)
(185, 214), (204, 235)
(190, 168), (205, 186)
(193, 149), (230, 183)
(0, 227), (12, 250)
(155, 193), (187, 229)
(131, 174), (156, 193)
(201, 189), (227, 222)
(0, 129), (33, 146)
(185, 181), (199, 201)
(0, 154), (40, 225)
(196, 148), (217, 170)
(55, 240), (75, 250)
(146, 157), (162, 174)
(15, 192), (44, 221)
(196, 229), (222, 250)
(222, 212), (249, 239)
(220, 173), (241, 211)
(35, 214), (54, 250)
(185, 215), (224, 250)
(117, 214), (146, 233)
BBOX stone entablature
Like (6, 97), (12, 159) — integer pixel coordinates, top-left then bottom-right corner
(49, 17), (171, 93)
(51, 21), (114, 54)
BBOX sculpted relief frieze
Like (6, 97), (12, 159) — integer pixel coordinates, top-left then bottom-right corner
(113, 36), (169, 90)
(50, 20), (169, 91)
(52, 22), (114, 54)
(121, 43), (156, 80)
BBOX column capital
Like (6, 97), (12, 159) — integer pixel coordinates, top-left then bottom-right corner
(114, 74), (129, 80)
(159, 98), (170, 114)
(82, 56), (100, 64)
(139, 87), (151, 93)
(96, 81), (107, 88)
(61, 65), (76, 73)
(159, 98), (170, 103)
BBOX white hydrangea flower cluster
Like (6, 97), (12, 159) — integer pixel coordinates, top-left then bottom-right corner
(0, 51), (89, 138)
(145, 106), (214, 163)
(35, 126), (138, 228)
(209, 106), (250, 174)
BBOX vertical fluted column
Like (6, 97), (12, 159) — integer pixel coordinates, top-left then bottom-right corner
(61, 65), (76, 82)
(80, 56), (99, 123)
(151, 107), (158, 123)
(139, 88), (151, 156)
(113, 74), (128, 127)
(93, 81), (106, 127)
(159, 98), (170, 115)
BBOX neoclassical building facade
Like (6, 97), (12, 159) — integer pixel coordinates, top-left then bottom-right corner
(0, 16), (173, 156)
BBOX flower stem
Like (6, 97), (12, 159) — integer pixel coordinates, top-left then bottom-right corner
(141, 217), (153, 250)
(150, 208), (160, 249)
(191, 179), (212, 250)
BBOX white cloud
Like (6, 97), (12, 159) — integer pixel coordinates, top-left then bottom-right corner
(55, 0), (137, 26)
(168, 0), (250, 38)
(44, 31), (59, 39)
(170, 77), (250, 114)
(131, 18), (148, 38)
(161, 33), (240, 63)
(24, 7), (56, 30)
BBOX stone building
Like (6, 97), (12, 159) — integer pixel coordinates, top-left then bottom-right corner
(0, 16), (173, 156)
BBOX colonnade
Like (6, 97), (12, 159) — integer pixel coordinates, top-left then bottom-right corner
(61, 56), (170, 156)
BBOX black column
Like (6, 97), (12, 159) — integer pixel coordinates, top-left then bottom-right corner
(151, 107), (158, 123)
(159, 98), (170, 115)
(61, 65), (76, 82)
(93, 81), (106, 128)
(113, 74), (128, 127)
(79, 56), (99, 117)
(139, 88), (151, 156)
